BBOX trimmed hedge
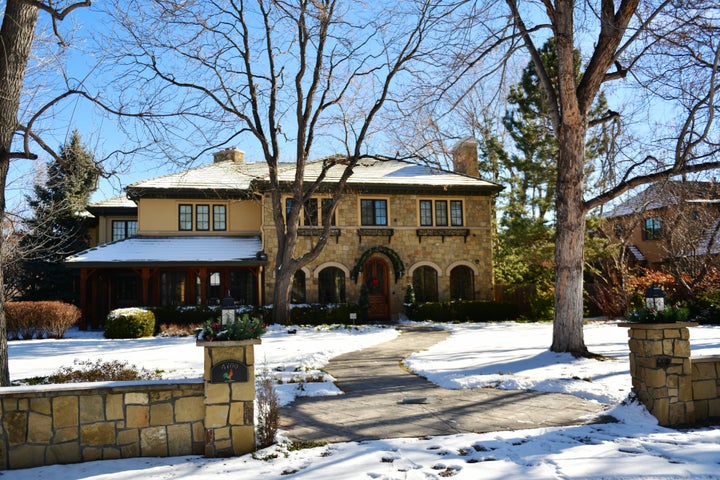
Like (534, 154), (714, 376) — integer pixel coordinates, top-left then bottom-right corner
(6, 301), (81, 340)
(408, 300), (519, 322)
(150, 305), (218, 329)
(104, 308), (156, 339)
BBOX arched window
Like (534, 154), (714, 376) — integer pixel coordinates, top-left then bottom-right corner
(292, 270), (307, 304)
(413, 266), (438, 303)
(450, 265), (474, 301)
(318, 267), (346, 304)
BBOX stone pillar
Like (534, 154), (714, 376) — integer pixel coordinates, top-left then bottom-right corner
(620, 322), (696, 426)
(198, 339), (260, 457)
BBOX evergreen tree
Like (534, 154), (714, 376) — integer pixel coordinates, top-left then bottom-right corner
(20, 130), (99, 302)
(492, 39), (610, 319)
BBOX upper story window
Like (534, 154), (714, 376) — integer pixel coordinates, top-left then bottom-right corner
(196, 205), (210, 231)
(642, 216), (662, 240)
(213, 205), (227, 231)
(112, 220), (137, 241)
(285, 197), (336, 226)
(419, 199), (463, 226)
(179, 204), (193, 231)
(361, 199), (388, 226)
(179, 203), (228, 231)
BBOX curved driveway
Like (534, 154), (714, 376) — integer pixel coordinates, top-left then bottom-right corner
(279, 325), (608, 443)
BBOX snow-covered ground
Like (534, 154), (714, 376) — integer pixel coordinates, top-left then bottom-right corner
(4, 321), (720, 479)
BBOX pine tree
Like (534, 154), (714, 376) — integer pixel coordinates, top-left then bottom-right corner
(493, 39), (610, 319)
(20, 130), (99, 302)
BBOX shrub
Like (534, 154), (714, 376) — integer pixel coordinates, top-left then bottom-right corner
(104, 308), (156, 339)
(410, 300), (519, 323)
(43, 359), (161, 384)
(151, 305), (218, 330)
(6, 301), (81, 340)
(691, 289), (720, 324)
(256, 371), (279, 448)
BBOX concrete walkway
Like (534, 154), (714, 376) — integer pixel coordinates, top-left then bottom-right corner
(279, 325), (608, 443)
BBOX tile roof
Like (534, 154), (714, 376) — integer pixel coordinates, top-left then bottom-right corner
(66, 236), (264, 267)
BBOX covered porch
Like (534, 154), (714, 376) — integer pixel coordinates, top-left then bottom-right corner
(66, 236), (267, 329)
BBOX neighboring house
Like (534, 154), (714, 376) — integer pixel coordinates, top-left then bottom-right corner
(603, 181), (720, 265)
(67, 140), (502, 328)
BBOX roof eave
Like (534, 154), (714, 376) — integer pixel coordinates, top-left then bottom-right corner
(65, 259), (268, 269)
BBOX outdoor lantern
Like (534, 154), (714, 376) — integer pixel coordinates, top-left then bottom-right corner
(645, 284), (665, 312)
(220, 293), (236, 325)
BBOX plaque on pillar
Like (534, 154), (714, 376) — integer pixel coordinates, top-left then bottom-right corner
(210, 360), (248, 384)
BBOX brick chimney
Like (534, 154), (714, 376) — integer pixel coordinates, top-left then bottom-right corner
(213, 147), (245, 164)
(451, 137), (479, 178)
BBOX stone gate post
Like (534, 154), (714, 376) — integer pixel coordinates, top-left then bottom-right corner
(620, 323), (697, 426)
(198, 339), (260, 456)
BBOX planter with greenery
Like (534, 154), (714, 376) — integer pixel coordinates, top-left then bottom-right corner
(195, 313), (267, 343)
(625, 304), (690, 324)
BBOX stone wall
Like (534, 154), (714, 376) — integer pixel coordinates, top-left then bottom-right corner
(691, 356), (720, 423)
(0, 380), (205, 470)
(622, 323), (720, 426)
(0, 340), (259, 470)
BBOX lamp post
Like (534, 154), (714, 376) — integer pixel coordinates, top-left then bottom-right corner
(645, 284), (665, 312)
(221, 293), (236, 325)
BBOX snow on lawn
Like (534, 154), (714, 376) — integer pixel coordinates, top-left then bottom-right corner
(3, 321), (720, 480)
(8, 324), (398, 405)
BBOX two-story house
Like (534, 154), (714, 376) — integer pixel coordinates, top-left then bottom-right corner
(603, 180), (720, 265)
(67, 139), (502, 328)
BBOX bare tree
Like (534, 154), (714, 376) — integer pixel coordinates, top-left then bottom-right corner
(0, 1), (92, 385)
(101, 0), (454, 324)
(404, 1), (720, 355)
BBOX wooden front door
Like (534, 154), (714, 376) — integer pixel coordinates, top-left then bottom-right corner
(364, 257), (390, 320)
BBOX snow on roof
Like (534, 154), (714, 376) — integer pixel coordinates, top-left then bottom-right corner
(123, 156), (500, 199)
(693, 217), (720, 256)
(627, 244), (646, 262)
(66, 236), (264, 266)
(89, 194), (136, 209)
(605, 181), (720, 219)
(127, 161), (274, 193)
(278, 158), (500, 189)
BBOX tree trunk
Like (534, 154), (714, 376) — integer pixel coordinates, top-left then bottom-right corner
(0, 1), (40, 386)
(551, 122), (589, 355)
(271, 265), (294, 325)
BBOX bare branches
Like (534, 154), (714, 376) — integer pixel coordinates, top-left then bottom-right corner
(15, 1), (92, 46)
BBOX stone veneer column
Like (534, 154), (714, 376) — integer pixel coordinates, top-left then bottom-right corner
(198, 339), (260, 457)
(620, 322), (697, 427)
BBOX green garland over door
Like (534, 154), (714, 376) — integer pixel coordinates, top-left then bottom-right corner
(351, 246), (405, 283)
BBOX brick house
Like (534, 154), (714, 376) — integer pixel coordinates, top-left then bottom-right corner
(67, 140), (502, 327)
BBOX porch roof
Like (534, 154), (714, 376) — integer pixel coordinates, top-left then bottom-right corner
(65, 236), (265, 268)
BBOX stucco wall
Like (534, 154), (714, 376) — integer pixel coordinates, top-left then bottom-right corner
(137, 198), (261, 235)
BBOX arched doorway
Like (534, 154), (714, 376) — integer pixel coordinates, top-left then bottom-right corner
(363, 257), (390, 320)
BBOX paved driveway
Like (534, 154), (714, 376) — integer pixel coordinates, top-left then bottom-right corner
(279, 325), (608, 443)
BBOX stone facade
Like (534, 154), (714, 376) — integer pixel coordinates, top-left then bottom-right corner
(0, 341), (259, 470)
(622, 322), (720, 426)
(262, 191), (495, 317)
